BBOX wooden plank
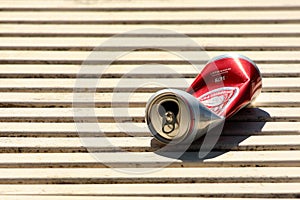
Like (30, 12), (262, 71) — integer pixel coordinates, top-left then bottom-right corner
(0, 182), (294, 198)
(0, 167), (298, 184)
(0, 122), (298, 137)
(0, 122), (147, 137)
(0, 92), (298, 107)
(0, 64), (299, 78)
(0, 151), (299, 167)
(1, 51), (300, 64)
(1, 24), (300, 37)
(0, 11), (300, 24)
(0, 196), (268, 200)
(0, 78), (297, 92)
(253, 93), (300, 107)
(2, 37), (300, 50)
(0, 183), (298, 198)
(0, 107), (298, 122)
(1, 0), (300, 10)
(0, 135), (299, 152)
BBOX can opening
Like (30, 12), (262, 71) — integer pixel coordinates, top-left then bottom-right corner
(158, 101), (179, 135)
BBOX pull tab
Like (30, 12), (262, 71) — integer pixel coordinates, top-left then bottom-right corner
(162, 111), (177, 133)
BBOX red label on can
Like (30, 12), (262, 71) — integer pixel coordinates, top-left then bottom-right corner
(198, 87), (239, 116)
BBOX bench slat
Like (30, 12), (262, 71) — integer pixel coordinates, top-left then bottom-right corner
(0, 183), (299, 198)
(0, 78), (297, 92)
(1, 0), (300, 9)
(1, 24), (300, 36)
(2, 37), (300, 50)
(1, 11), (300, 23)
(0, 135), (299, 152)
(0, 92), (297, 107)
(1, 51), (300, 64)
(0, 122), (298, 137)
(0, 107), (298, 122)
(0, 64), (299, 78)
(1, 197), (284, 200)
(0, 151), (299, 167)
(0, 167), (298, 183)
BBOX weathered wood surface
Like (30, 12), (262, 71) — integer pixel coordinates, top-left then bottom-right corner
(0, 0), (299, 198)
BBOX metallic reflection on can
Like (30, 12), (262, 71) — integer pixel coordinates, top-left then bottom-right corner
(145, 54), (262, 144)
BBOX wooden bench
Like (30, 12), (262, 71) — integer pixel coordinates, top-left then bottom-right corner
(0, 0), (299, 199)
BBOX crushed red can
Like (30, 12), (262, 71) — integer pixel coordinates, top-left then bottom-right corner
(145, 53), (262, 144)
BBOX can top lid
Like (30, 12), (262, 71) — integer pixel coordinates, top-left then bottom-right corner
(146, 90), (193, 144)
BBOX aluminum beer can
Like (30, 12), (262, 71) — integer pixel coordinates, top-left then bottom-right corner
(145, 54), (262, 144)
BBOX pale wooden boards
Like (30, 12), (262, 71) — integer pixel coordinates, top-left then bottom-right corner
(2, 51), (300, 64)
(2, 197), (291, 200)
(0, 135), (299, 152)
(0, 64), (299, 78)
(1, 11), (300, 24)
(3, 198), (292, 200)
(0, 122), (299, 137)
(0, 183), (298, 198)
(1, 0), (300, 10)
(1, 0), (300, 198)
(0, 167), (298, 183)
(0, 107), (298, 122)
(0, 92), (298, 107)
(0, 151), (299, 168)
(0, 78), (298, 92)
(1, 24), (300, 37)
(1, 50), (300, 61)
(0, 122), (298, 137)
(2, 37), (300, 51)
